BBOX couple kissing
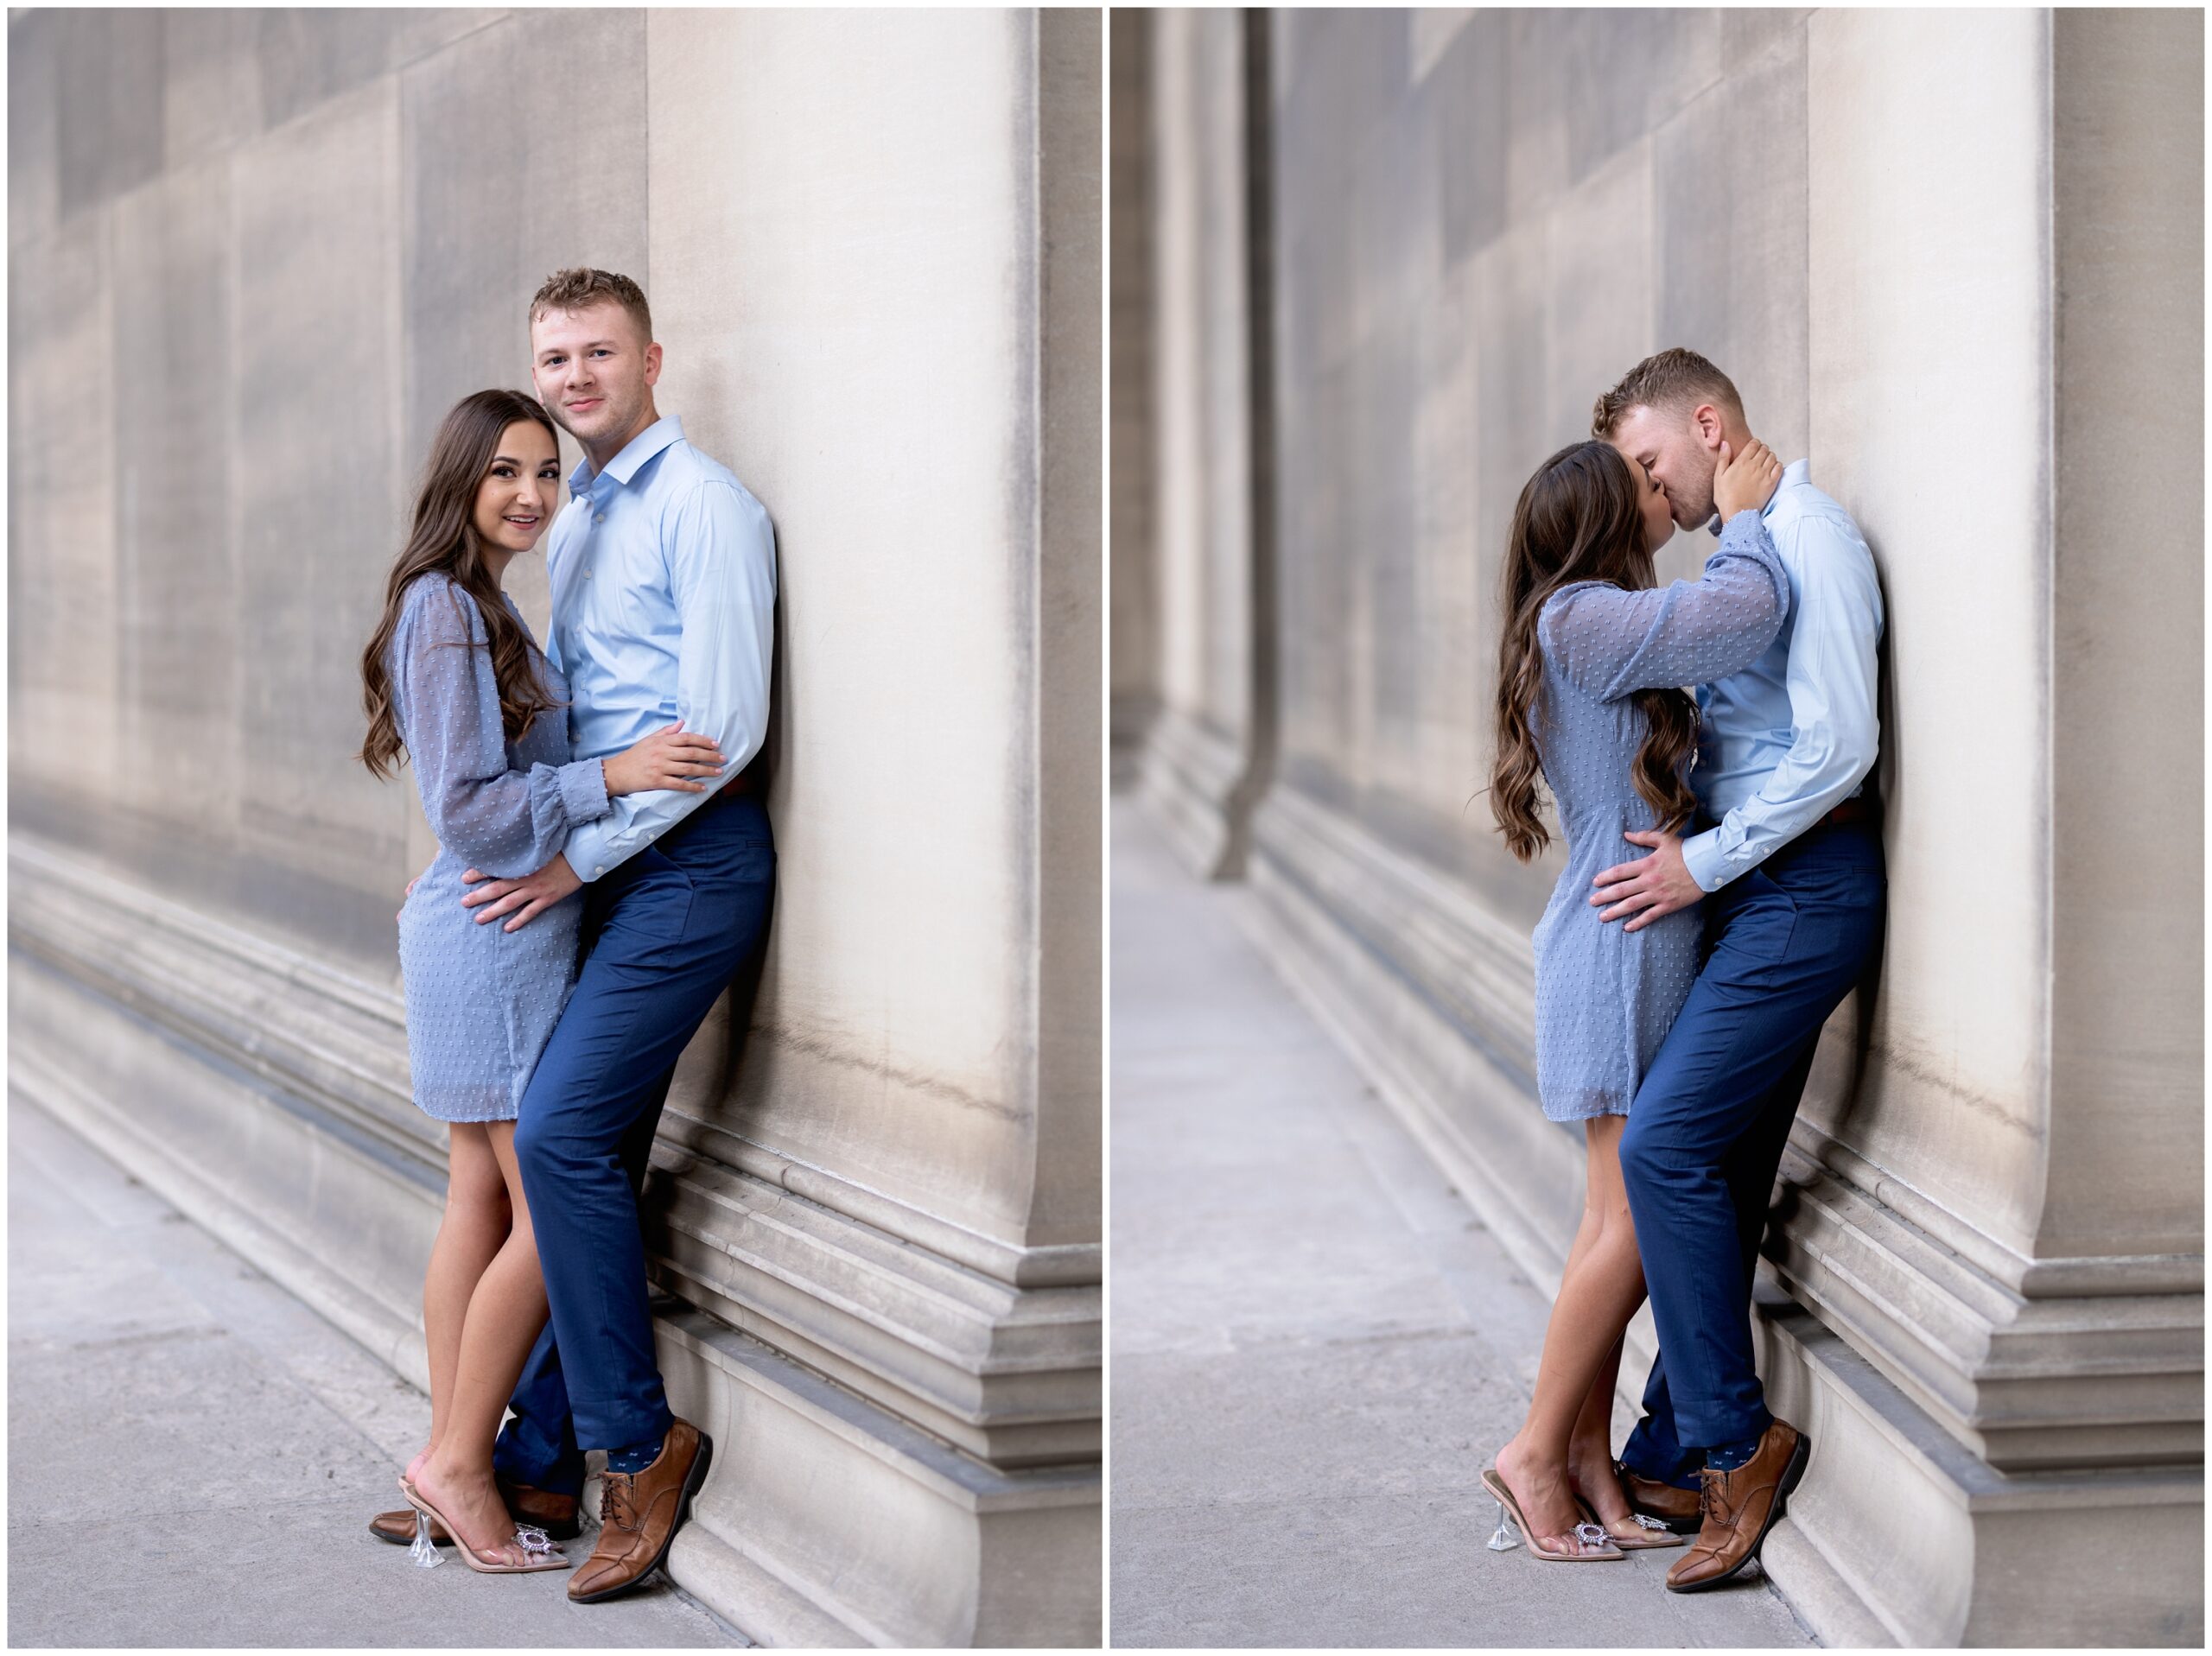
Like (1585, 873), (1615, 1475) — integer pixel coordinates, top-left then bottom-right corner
(1482, 347), (1885, 1593)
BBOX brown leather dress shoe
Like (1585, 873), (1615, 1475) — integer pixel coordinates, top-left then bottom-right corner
(369, 1507), (452, 1546)
(568, 1419), (714, 1603)
(496, 1474), (583, 1541)
(1618, 1461), (1704, 1535)
(367, 1473), (582, 1546)
(1665, 1419), (1811, 1593)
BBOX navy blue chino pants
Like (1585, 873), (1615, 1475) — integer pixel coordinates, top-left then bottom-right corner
(1617, 814), (1884, 1482)
(493, 789), (775, 1495)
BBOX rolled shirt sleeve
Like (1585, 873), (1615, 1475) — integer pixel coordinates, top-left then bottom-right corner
(1679, 511), (1884, 892)
(559, 479), (777, 881)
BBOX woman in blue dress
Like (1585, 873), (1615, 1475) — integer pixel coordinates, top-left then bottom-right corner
(356, 390), (727, 1572)
(1479, 436), (1787, 1562)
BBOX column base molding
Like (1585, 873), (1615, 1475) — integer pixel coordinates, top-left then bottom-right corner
(1241, 783), (1577, 1283)
(1770, 1129), (2202, 1471)
(1230, 780), (2202, 1646)
(1756, 1291), (2202, 1646)
(8, 835), (1100, 1646)
(1136, 705), (1249, 879)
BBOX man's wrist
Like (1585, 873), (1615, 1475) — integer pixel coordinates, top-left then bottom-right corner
(563, 821), (607, 882)
(1680, 828), (1726, 894)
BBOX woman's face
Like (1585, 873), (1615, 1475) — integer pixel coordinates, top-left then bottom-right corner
(1627, 452), (1675, 555)
(472, 421), (563, 558)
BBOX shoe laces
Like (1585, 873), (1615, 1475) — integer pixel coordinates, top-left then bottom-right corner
(599, 1470), (639, 1534)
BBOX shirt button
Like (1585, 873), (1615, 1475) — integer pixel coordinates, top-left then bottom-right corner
(584, 569), (592, 579)
(594, 866), (605, 877)
(594, 512), (606, 523)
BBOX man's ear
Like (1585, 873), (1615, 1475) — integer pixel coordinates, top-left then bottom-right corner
(643, 341), (664, 387)
(1694, 402), (1723, 448)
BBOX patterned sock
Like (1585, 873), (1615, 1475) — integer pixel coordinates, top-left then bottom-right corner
(604, 1441), (660, 1475)
(1704, 1436), (1763, 1473)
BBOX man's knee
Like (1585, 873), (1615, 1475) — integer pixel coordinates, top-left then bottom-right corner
(1618, 1107), (1695, 1197)
(513, 1104), (591, 1186)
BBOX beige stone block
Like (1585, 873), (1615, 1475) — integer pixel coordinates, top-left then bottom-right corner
(1654, 28), (1811, 465)
(1543, 136), (1655, 448)
(1409, 9), (1476, 86)
(55, 8), (164, 219)
(112, 157), (242, 826)
(162, 9), (267, 167)
(1425, 9), (1509, 267)
(230, 79), (414, 971)
(10, 213), (118, 811)
(1558, 7), (1722, 187)
(8, 11), (61, 250)
(398, 4), (650, 639)
(252, 8), (492, 130)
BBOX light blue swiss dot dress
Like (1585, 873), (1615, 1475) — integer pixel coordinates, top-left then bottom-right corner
(1527, 513), (1789, 1121)
(390, 575), (611, 1122)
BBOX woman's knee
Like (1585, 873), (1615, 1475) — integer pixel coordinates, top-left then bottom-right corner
(445, 1126), (507, 1211)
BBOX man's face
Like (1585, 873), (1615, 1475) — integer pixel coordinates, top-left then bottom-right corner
(530, 301), (660, 449)
(1611, 402), (1722, 530)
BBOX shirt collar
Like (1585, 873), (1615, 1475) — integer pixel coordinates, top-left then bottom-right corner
(569, 415), (685, 499)
(1704, 456), (1810, 536)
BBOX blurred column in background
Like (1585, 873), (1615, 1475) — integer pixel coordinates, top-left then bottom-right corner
(1109, 5), (1160, 784)
(1114, 8), (2202, 1646)
(8, 10), (1099, 1646)
(1127, 7), (1272, 878)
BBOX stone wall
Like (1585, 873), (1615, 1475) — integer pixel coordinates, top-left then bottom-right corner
(1109, 6), (1159, 779)
(8, 9), (1099, 1646)
(1125, 7), (2202, 1645)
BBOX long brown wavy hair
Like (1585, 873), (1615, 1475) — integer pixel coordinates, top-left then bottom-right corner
(359, 390), (566, 781)
(1490, 441), (1701, 862)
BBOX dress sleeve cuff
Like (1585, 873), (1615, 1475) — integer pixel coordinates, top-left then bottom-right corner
(1681, 828), (1727, 893)
(558, 757), (610, 824)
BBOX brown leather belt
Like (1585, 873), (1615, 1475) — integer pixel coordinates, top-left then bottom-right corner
(709, 754), (767, 800)
(1821, 793), (1874, 828)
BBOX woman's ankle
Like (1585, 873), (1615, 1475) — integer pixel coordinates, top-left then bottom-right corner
(1566, 1437), (1616, 1480)
(1500, 1432), (1567, 1486)
(420, 1450), (493, 1490)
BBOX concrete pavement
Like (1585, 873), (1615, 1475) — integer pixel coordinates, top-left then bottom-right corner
(1109, 799), (1815, 1648)
(7, 1095), (742, 1648)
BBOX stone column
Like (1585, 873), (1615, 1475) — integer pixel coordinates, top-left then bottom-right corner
(1753, 10), (2202, 1645)
(1110, 6), (1160, 784)
(1137, 7), (1268, 878)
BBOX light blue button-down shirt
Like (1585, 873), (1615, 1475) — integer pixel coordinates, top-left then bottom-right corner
(544, 415), (775, 882)
(1681, 458), (1883, 892)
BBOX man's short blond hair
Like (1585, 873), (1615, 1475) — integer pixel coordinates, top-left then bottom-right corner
(1592, 347), (1745, 440)
(528, 268), (653, 346)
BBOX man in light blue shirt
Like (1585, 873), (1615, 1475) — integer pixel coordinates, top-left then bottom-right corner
(1585, 349), (1887, 1594)
(461, 268), (776, 1603)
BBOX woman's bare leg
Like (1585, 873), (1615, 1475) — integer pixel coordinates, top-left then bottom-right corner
(412, 1123), (509, 1484)
(1494, 1114), (1646, 1554)
(1563, 1108), (1649, 1533)
(413, 1120), (552, 1564)
(1567, 1332), (1636, 1531)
